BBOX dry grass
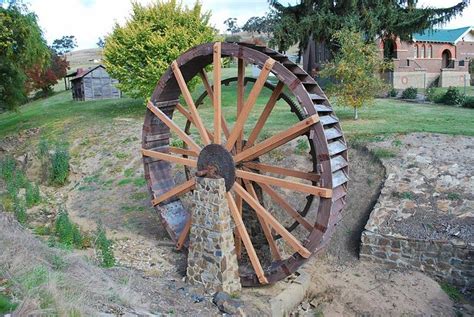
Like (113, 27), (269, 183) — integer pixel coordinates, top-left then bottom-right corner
(0, 211), (145, 315)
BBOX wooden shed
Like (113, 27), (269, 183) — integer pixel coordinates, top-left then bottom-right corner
(70, 65), (121, 101)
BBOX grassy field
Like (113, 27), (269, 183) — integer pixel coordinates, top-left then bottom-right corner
(1, 79), (473, 141)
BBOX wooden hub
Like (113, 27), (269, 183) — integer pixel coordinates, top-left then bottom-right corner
(141, 42), (349, 286)
(197, 144), (235, 191)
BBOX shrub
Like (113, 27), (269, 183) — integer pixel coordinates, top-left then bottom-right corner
(461, 96), (474, 108)
(425, 87), (444, 103)
(95, 225), (115, 268)
(14, 198), (27, 224)
(388, 88), (397, 97)
(25, 182), (41, 207)
(104, 0), (217, 99)
(401, 87), (417, 99)
(55, 209), (83, 248)
(50, 145), (70, 185)
(0, 156), (16, 181)
(442, 86), (464, 105)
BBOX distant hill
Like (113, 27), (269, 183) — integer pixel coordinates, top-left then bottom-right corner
(65, 48), (103, 72)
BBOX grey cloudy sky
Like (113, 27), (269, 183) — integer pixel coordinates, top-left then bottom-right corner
(25, 0), (474, 50)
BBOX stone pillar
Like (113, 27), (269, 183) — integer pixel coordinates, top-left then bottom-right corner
(186, 177), (241, 294)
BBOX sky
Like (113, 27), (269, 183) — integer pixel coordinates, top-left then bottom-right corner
(23, 0), (474, 50)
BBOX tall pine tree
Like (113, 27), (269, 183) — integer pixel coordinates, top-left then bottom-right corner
(269, 0), (469, 53)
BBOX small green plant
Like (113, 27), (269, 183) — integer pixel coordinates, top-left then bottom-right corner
(294, 138), (309, 155)
(392, 139), (402, 147)
(20, 266), (48, 290)
(34, 225), (51, 236)
(401, 87), (417, 99)
(95, 225), (115, 268)
(461, 96), (474, 108)
(372, 148), (396, 159)
(392, 191), (415, 200)
(114, 152), (128, 159)
(0, 156), (16, 181)
(388, 87), (397, 97)
(442, 86), (464, 105)
(0, 294), (18, 314)
(170, 138), (185, 148)
(133, 177), (146, 187)
(55, 209), (83, 248)
(123, 168), (134, 177)
(14, 198), (27, 224)
(447, 192), (461, 201)
(117, 178), (133, 186)
(439, 282), (462, 302)
(50, 145), (70, 185)
(426, 87), (444, 103)
(25, 182), (41, 207)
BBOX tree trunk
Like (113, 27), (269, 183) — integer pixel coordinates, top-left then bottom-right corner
(354, 107), (358, 120)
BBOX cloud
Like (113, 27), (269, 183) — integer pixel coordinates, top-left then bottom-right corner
(27, 0), (473, 50)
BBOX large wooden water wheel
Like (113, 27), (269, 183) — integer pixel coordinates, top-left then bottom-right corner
(142, 42), (348, 286)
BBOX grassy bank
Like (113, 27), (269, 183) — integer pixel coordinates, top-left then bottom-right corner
(1, 81), (473, 141)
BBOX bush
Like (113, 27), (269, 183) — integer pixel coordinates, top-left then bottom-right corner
(0, 156), (16, 181)
(14, 198), (27, 224)
(55, 209), (83, 248)
(388, 88), (397, 97)
(104, 0), (217, 99)
(50, 145), (70, 185)
(462, 96), (474, 108)
(442, 86), (464, 105)
(95, 225), (115, 268)
(425, 87), (444, 103)
(401, 87), (417, 99)
(25, 181), (41, 207)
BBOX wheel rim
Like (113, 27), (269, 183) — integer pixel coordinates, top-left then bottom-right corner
(142, 42), (349, 286)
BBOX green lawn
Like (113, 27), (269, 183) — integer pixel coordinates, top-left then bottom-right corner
(1, 80), (473, 141)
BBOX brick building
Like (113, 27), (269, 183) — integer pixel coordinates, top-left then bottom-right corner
(379, 26), (473, 89)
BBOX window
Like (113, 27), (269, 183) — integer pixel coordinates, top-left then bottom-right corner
(427, 45), (432, 58)
(420, 45), (425, 58)
(414, 45), (418, 58)
(459, 60), (465, 66)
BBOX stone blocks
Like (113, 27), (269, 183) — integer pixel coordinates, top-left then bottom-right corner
(186, 177), (241, 294)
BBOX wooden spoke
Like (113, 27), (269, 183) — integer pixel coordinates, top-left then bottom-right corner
(236, 169), (332, 198)
(243, 161), (320, 182)
(236, 58), (245, 154)
(152, 179), (196, 206)
(141, 149), (197, 168)
(213, 42), (222, 144)
(175, 103), (213, 140)
(176, 218), (192, 250)
(171, 61), (211, 145)
(226, 192), (268, 284)
(233, 114), (319, 163)
(233, 182), (311, 258)
(169, 146), (198, 157)
(234, 179), (243, 259)
(243, 180), (282, 261)
(225, 58), (276, 151)
(198, 70), (230, 138)
(147, 102), (201, 153)
(245, 81), (285, 148)
(257, 182), (313, 232)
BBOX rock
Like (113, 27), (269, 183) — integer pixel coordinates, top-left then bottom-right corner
(213, 291), (245, 316)
(191, 294), (205, 303)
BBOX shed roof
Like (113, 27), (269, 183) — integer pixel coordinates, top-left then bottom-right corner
(413, 26), (473, 44)
(69, 65), (105, 81)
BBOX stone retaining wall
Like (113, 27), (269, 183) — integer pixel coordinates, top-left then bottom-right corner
(360, 230), (473, 290)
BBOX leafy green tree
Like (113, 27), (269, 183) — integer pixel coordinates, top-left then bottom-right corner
(320, 29), (391, 119)
(269, 0), (469, 54)
(104, 0), (217, 99)
(0, 3), (49, 110)
(242, 15), (275, 37)
(51, 35), (77, 55)
(224, 17), (241, 34)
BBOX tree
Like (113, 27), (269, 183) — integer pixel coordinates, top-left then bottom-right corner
(0, 3), (49, 110)
(96, 37), (105, 48)
(25, 50), (70, 97)
(269, 0), (469, 55)
(224, 17), (241, 34)
(51, 35), (77, 55)
(320, 29), (391, 120)
(104, 0), (216, 99)
(242, 14), (275, 37)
